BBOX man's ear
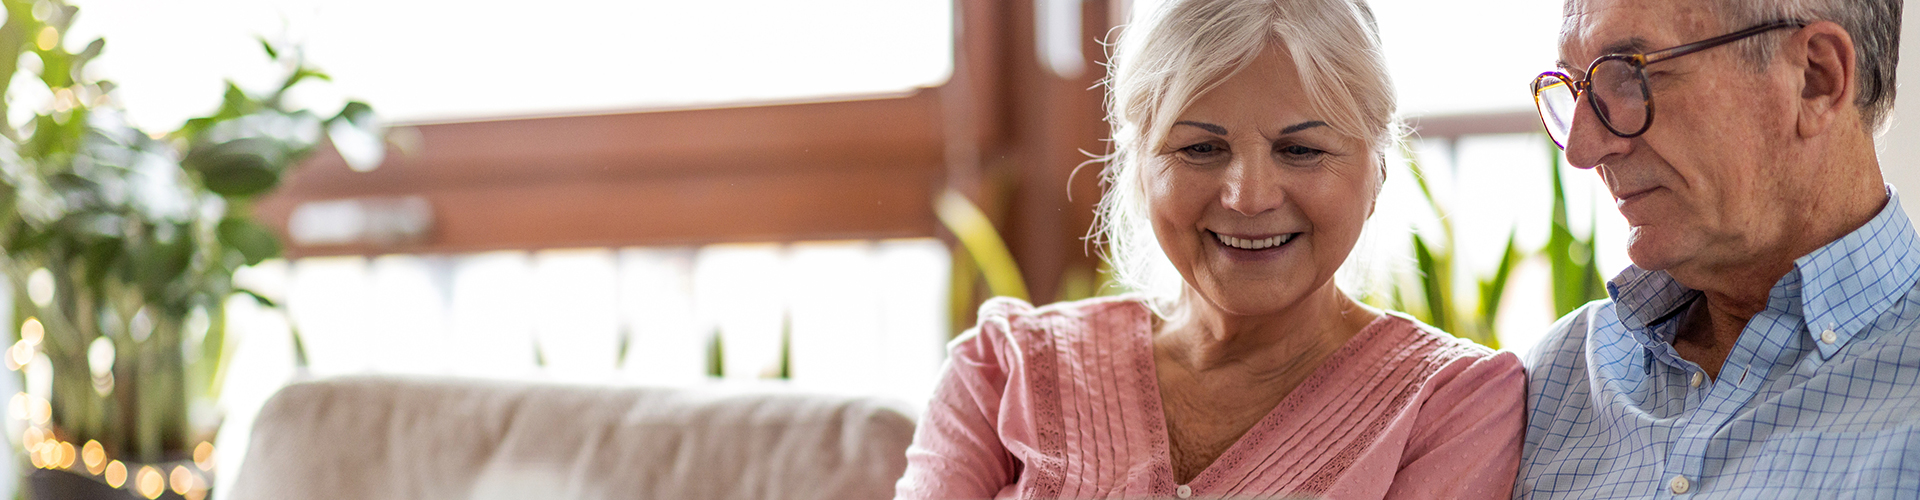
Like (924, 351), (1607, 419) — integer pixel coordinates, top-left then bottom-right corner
(1793, 21), (1857, 138)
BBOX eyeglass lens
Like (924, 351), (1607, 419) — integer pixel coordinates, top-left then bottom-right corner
(1535, 77), (1577, 148)
(1535, 58), (1651, 148)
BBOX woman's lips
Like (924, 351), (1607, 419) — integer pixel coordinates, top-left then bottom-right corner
(1210, 231), (1299, 251)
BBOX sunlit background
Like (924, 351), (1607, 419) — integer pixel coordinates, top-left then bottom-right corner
(2, 0), (1919, 498)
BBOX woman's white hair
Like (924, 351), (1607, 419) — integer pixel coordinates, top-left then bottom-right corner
(1095, 0), (1399, 303)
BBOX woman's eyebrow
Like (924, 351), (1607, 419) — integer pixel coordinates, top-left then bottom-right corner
(1281, 120), (1327, 134)
(1174, 121), (1227, 135)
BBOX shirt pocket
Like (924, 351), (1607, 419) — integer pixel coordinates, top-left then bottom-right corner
(1754, 425), (1920, 496)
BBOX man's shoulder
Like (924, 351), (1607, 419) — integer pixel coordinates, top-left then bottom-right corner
(1523, 298), (1618, 374)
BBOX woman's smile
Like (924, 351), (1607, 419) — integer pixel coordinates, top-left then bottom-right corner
(1208, 230), (1302, 261)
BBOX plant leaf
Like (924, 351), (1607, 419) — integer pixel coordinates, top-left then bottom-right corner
(216, 217), (281, 265)
(234, 288), (277, 308)
(935, 189), (1029, 301)
(183, 137), (286, 197)
(257, 36), (278, 59)
(1412, 233), (1448, 331)
(328, 101), (383, 171)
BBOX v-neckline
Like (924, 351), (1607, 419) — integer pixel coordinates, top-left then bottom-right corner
(1136, 309), (1396, 492)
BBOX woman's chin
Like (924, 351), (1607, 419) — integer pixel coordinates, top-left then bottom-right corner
(1191, 284), (1308, 317)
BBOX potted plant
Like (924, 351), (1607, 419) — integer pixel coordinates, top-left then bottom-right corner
(0, 1), (382, 498)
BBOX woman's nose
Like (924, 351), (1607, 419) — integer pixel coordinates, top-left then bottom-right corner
(1220, 157), (1284, 216)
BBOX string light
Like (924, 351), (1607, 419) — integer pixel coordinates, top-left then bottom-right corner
(11, 395), (220, 493)
(193, 441), (215, 471)
(57, 441), (76, 468)
(38, 441), (57, 468)
(105, 460), (127, 488)
(32, 396), (50, 424)
(20, 318), (42, 346)
(9, 340), (35, 370)
(136, 465), (163, 499)
(169, 465), (194, 495)
(83, 440), (105, 474)
(19, 427), (217, 494)
(23, 427), (44, 451)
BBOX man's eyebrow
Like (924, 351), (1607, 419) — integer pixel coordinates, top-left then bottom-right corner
(1557, 37), (1654, 75)
(1281, 120), (1328, 135)
(1174, 121), (1227, 135)
(1599, 37), (1653, 57)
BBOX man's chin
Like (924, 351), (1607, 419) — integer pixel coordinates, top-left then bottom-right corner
(1623, 228), (1692, 272)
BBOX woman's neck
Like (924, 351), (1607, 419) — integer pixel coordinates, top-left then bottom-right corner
(1154, 284), (1379, 375)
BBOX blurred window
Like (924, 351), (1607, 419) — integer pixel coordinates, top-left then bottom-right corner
(68, 0), (955, 127)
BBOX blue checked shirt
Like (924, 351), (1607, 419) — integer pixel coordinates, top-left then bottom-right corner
(1516, 187), (1920, 499)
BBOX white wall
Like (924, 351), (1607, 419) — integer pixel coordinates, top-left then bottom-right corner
(1879, 3), (1920, 218)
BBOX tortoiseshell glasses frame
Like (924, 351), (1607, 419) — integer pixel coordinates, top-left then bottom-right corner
(1531, 20), (1807, 149)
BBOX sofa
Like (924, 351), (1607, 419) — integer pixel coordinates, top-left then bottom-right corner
(225, 376), (916, 500)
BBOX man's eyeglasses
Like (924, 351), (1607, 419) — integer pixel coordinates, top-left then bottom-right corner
(1531, 21), (1806, 150)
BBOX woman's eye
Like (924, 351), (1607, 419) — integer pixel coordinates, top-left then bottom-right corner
(1278, 144), (1323, 159)
(1182, 143), (1219, 155)
(1174, 142), (1226, 162)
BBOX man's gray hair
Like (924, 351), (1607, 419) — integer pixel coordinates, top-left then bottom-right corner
(1717, 0), (1902, 132)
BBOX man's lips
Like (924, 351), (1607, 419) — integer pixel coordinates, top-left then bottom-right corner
(1612, 186), (1658, 205)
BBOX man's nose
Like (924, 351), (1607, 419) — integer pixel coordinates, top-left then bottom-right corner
(1563, 92), (1632, 170)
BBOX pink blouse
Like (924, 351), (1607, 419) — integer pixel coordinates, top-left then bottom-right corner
(896, 296), (1525, 499)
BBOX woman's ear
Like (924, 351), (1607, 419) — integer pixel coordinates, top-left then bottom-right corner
(1367, 153), (1387, 219)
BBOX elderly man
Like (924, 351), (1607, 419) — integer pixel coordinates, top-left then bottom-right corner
(1515, 0), (1914, 497)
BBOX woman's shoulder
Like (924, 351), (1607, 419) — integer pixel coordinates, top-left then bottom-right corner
(964, 294), (1153, 337)
(1368, 311), (1523, 380)
(949, 294), (1155, 364)
(977, 293), (1154, 319)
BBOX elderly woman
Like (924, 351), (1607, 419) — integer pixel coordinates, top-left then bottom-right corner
(894, 0), (1523, 498)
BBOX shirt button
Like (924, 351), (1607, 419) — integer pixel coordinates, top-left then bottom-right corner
(1669, 475), (1691, 494)
(1689, 371), (1704, 388)
(1176, 484), (1193, 498)
(1821, 329), (1838, 344)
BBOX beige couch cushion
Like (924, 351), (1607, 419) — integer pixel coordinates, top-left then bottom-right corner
(227, 376), (914, 500)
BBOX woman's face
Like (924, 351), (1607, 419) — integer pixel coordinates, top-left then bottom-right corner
(1146, 45), (1380, 316)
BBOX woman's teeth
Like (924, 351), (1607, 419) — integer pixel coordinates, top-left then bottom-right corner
(1215, 232), (1294, 250)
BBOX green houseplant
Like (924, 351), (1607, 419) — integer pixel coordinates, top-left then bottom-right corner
(0, 1), (381, 497)
(1363, 139), (1610, 349)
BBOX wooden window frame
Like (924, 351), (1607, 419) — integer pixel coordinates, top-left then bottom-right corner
(259, 1), (1543, 304)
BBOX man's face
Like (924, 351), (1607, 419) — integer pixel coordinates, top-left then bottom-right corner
(1559, 0), (1802, 276)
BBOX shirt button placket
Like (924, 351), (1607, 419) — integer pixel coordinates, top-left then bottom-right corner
(1668, 475), (1691, 495)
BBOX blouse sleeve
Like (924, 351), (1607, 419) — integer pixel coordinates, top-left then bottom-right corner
(1383, 351), (1528, 500)
(894, 302), (1023, 500)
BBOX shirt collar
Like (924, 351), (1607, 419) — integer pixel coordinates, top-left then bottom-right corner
(1605, 185), (1920, 358)
(1606, 266), (1698, 342)
(1794, 187), (1920, 358)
